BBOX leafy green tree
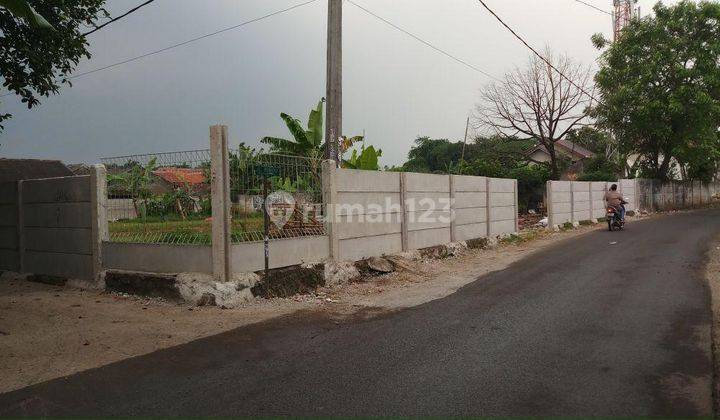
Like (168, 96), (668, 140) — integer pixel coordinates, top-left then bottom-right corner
(107, 158), (157, 219)
(593, 1), (720, 180)
(0, 0), (52, 28)
(0, 0), (109, 130)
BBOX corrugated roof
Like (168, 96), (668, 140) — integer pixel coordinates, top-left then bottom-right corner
(0, 159), (73, 183)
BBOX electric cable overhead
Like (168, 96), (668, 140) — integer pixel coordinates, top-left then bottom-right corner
(347, 0), (501, 82)
(83, 0), (157, 36)
(1, 0), (319, 98)
(573, 0), (612, 16)
(475, 0), (602, 104)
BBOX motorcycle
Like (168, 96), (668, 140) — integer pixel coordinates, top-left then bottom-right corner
(606, 202), (626, 231)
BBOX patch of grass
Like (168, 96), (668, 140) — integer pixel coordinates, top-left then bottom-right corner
(579, 220), (594, 226)
(560, 222), (575, 231)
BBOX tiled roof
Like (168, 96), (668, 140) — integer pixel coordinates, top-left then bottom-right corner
(152, 167), (206, 186)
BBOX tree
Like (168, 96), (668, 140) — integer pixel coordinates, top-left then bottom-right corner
(0, 0), (52, 28)
(593, 1), (720, 181)
(107, 158), (157, 219)
(0, 1), (109, 130)
(475, 50), (594, 180)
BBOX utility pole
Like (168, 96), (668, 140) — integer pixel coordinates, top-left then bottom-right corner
(325, 0), (342, 164)
(459, 117), (470, 174)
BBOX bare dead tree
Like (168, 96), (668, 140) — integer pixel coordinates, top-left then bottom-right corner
(475, 50), (594, 179)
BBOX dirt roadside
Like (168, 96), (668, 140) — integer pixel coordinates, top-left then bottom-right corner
(704, 236), (720, 415)
(0, 219), (635, 394)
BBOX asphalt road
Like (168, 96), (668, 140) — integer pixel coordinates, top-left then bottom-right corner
(2, 210), (719, 416)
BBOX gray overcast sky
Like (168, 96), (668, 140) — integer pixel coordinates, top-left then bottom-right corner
(0, 0), (680, 166)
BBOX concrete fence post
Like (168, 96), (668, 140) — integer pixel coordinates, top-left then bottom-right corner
(570, 181), (575, 224)
(588, 182), (594, 222)
(546, 181), (553, 229)
(210, 125), (231, 282)
(399, 172), (409, 251)
(486, 177), (492, 237)
(16, 180), (24, 273)
(514, 179), (519, 233)
(449, 175), (456, 242)
(90, 165), (109, 282)
(321, 160), (339, 260)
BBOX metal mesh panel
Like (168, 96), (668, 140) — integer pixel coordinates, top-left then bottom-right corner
(230, 151), (325, 243)
(101, 150), (212, 244)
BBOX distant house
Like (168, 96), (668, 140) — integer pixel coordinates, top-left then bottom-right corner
(151, 167), (208, 195)
(527, 140), (596, 180)
(528, 139), (595, 164)
(0, 159), (73, 183)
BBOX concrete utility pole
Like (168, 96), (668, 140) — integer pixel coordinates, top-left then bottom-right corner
(325, 0), (342, 164)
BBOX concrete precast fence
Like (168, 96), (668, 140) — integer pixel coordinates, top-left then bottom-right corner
(546, 179), (638, 228)
(0, 166), (108, 283)
(322, 161), (519, 263)
(636, 179), (720, 212)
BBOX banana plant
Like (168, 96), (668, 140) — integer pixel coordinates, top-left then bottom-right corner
(107, 158), (158, 219)
(342, 144), (383, 171)
(262, 99), (325, 159)
(0, 0), (54, 28)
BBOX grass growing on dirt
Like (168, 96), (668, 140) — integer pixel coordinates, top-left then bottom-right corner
(109, 214), (265, 244)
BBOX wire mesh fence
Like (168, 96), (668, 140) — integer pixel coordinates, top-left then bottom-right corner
(230, 150), (325, 243)
(100, 149), (325, 245)
(101, 150), (213, 245)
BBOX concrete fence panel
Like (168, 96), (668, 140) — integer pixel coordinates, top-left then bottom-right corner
(325, 164), (518, 262)
(635, 179), (720, 212)
(332, 168), (403, 262)
(1, 167), (107, 282)
(405, 172), (451, 250)
(591, 182), (608, 220)
(0, 182), (19, 271)
(451, 175), (488, 242)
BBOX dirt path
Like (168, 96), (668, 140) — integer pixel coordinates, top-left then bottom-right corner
(0, 221), (616, 394)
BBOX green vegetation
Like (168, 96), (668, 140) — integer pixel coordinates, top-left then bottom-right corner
(593, 1), (720, 181)
(0, 0), (109, 130)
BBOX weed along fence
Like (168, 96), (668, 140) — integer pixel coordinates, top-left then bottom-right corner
(0, 168), (107, 282)
(546, 179), (638, 228)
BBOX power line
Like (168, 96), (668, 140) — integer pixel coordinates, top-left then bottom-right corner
(1, 0), (319, 98)
(83, 0), (157, 36)
(475, 0), (602, 104)
(346, 0), (500, 82)
(573, 0), (612, 16)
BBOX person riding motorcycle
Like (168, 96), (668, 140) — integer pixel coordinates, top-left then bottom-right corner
(604, 184), (626, 221)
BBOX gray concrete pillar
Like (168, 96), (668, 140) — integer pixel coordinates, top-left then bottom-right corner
(90, 165), (109, 282)
(486, 177), (492, 237)
(321, 160), (339, 260)
(546, 180), (553, 229)
(514, 179), (519, 233)
(449, 175), (456, 242)
(210, 125), (231, 282)
(16, 180), (24, 273)
(399, 172), (408, 251)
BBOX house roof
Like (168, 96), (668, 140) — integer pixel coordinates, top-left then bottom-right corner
(0, 159), (73, 183)
(152, 167), (206, 186)
(529, 139), (595, 160)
